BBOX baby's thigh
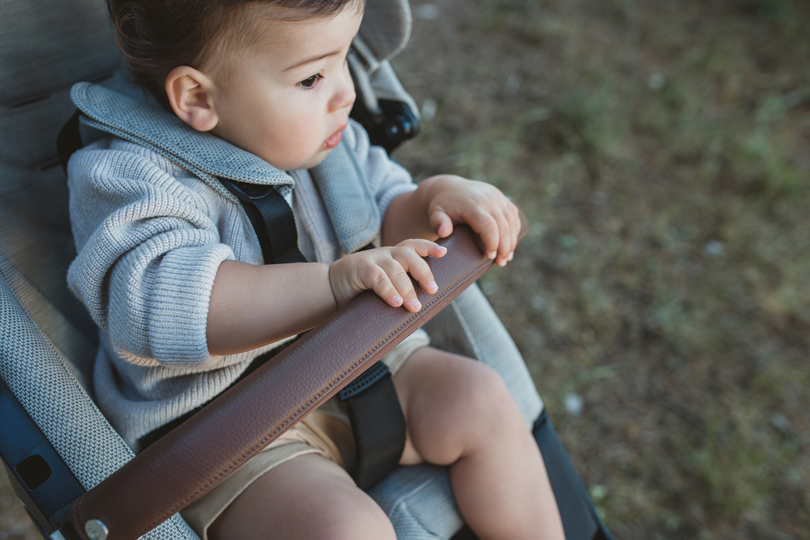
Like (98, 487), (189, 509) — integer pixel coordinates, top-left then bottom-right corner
(208, 453), (395, 540)
(394, 347), (521, 466)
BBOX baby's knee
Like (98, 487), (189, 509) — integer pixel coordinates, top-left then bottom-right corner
(461, 361), (518, 425)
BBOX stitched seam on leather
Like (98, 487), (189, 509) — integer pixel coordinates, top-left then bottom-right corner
(136, 257), (491, 537)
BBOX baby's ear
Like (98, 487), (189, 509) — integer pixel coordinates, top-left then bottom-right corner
(165, 66), (219, 132)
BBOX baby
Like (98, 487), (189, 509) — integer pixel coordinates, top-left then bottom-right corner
(66, 0), (565, 539)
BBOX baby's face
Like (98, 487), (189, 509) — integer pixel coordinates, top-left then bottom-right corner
(209, 7), (362, 171)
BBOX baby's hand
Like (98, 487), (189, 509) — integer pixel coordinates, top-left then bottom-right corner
(329, 239), (447, 311)
(423, 175), (520, 267)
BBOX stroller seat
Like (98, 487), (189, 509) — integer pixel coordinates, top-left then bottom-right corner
(0, 1), (611, 539)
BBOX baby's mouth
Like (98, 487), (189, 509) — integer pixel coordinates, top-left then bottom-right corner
(324, 124), (348, 149)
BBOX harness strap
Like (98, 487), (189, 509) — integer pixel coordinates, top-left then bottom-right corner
(218, 178), (305, 265)
(56, 109), (83, 174)
(339, 362), (407, 490)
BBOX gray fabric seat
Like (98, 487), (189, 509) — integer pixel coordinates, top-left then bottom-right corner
(0, 1), (543, 538)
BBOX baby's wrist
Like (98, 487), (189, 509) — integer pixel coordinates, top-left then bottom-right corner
(327, 259), (349, 310)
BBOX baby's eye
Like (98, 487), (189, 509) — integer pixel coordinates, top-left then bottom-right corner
(298, 73), (323, 90)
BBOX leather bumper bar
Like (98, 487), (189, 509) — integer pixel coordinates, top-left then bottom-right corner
(68, 220), (527, 540)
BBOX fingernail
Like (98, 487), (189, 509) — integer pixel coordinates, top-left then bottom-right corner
(489, 251), (497, 259)
(393, 295), (403, 305)
(410, 299), (422, 310)
(508, 251), (514, 261)
(427, 281), (438, 292)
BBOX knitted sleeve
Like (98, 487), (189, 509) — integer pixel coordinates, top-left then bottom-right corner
(344, 120), (417, 221)
(66, 142), (235, 367)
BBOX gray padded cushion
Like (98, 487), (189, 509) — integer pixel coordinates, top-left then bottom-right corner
(0, 1), (198, 537)
(0, 0), (118, 362)
(359, 0), (412, 61)
(0, 273), (198, 540)
(0, 0), (119, 107)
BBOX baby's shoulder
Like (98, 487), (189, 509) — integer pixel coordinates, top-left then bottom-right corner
(69, 136), (221, 200)
(70, 137), (186, 182)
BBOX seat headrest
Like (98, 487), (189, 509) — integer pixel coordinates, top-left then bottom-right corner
(0, 0), (119, 109)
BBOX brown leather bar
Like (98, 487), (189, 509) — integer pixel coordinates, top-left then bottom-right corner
(69, 219), (528, 540)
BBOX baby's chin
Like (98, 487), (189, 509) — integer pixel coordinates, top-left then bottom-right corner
(279, 148), (332, 172)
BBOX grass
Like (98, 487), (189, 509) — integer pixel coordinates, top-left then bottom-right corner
(395, 0), (810, 537)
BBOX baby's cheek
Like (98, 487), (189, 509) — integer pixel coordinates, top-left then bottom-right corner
(263, 131), (321, 170)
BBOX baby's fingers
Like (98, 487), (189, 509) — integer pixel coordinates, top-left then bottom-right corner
(362, 264), (408, 309)
(379, 258), (424, 312)
(392, 245), (442, 300)
(468, 210), (501, 261)
(493, 209), (515, 267)
(505, 200), (521, 261)
(396, 238), (448, 259)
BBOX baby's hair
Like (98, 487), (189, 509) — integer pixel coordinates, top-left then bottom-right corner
(107, 0), (363, 108)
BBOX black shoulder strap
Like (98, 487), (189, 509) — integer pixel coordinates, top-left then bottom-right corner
(219, 178), (305, 265)
(56, 109), (83, 174)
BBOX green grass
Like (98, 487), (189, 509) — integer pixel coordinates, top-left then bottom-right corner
(395, 0), (810, 536)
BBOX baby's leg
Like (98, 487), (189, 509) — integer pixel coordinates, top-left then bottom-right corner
(394, 347), (565, 540)
(208, 453), (396, 540)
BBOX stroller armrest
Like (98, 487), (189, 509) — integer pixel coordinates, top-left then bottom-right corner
(68, 217), (528, 540)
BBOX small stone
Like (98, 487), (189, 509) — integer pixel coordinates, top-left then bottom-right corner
(415, 4), (439, 20)
(703, 240), (725, 257)
(504, 73), (522, 97)
(771, 413), (792, 434)
(421, 99), (437, 122)
(647, 72), (666, 91)
(563, 392), (583, 416)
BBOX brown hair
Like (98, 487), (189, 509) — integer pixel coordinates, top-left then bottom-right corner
(107, 0), (362, 108)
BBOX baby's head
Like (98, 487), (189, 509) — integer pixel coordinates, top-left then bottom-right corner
(108, 0), (364, 170)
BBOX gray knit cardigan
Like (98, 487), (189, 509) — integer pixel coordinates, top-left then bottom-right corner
(66, 83), (417, 448)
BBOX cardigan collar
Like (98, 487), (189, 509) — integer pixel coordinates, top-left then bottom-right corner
(71, 81), (380, 254)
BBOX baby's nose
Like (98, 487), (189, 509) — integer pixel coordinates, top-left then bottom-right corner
(330, 74), (356, 112)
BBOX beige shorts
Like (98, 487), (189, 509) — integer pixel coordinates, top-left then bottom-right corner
(181, 329), (430, 540)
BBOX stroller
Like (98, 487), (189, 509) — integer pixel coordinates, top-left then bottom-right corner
(0, 0), (612, 539)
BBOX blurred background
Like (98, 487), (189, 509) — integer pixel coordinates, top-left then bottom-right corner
(393, 0), (809, 537)
(2, 0), (808, 538)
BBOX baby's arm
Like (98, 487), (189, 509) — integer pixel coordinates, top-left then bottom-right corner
(383, 174), (521, 268)
(206, 239), (446, 355)
(205, 261), (333, 355)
